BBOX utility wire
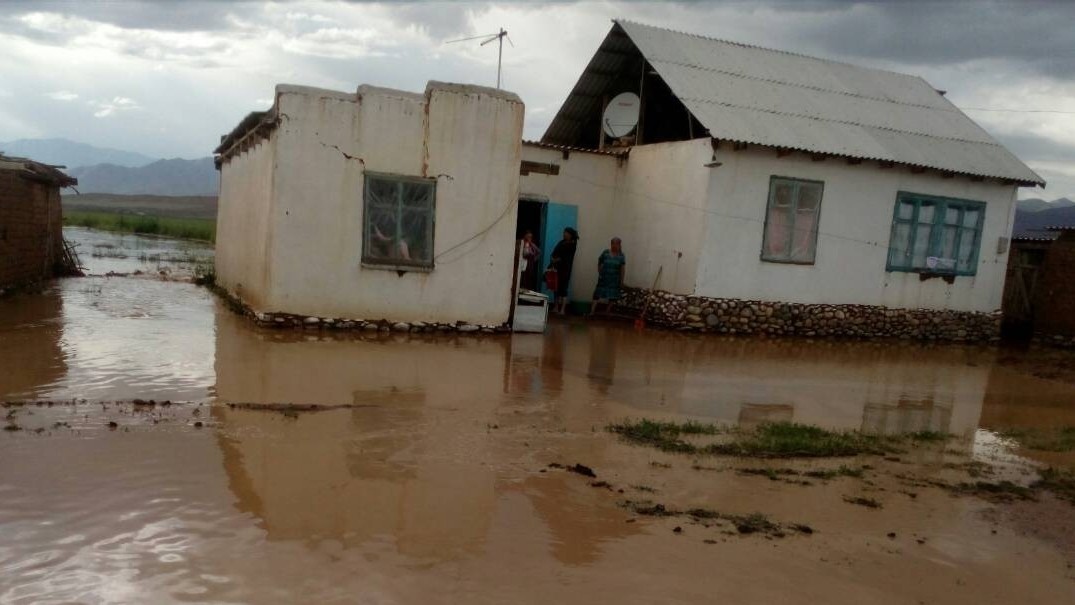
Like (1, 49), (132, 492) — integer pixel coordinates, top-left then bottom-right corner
(553, 170), (1007, 267)
(958, 107), (1075, 114)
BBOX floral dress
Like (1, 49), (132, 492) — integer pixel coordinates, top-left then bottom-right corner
(593, 249), (625, 300)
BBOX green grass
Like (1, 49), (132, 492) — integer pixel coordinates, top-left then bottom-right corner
(620, 500), (805, 537)
(64, 210), (215, 243)
(1034, 467), (1075, 505)
(607, 419), (925, 458)
(708, 423), (893, 458)
(998, 427), (1075, 452)
(954, 480), (1036, 502)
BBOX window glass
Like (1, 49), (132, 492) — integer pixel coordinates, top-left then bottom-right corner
(897, 200), (915, 220)
(963, 208), (981, 228)
(762, 177), (824, 264)
(888, 222), (911, 267)
(886, 192), (984, 276)
(957, 228), (977, 272)
(363, 174), (436, 268)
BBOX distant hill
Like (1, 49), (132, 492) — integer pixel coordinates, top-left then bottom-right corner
(1016, 197), (1075, 212)
(1013, 205), (1075, 238)
(62, 193), (218, 220)
(68, 157), (218, 196)
(0, 138), (156, 169)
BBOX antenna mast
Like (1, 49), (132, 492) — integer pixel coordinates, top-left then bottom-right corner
(445, 28), (513, 89)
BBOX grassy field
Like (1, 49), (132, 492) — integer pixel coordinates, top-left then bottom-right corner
(61, 193), (218, 220)
(64, 210), (215, 243)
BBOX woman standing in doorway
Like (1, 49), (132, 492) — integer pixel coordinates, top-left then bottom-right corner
(519, 230), (541, 291)
(591, 237), (625, 316)
(548, 228), (578, 315)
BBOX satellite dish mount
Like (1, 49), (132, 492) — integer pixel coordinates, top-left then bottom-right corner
(601, 92), (641, 146)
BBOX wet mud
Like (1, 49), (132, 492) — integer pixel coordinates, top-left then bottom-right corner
(1, 228), (1075, 603)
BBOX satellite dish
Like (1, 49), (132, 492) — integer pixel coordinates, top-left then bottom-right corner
(602, 92), (640, 138)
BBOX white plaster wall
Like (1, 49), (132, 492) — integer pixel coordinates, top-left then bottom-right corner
(696, 146), (1020, 312)
(518, 145), (621, 300)
(215, 135), (276, 308)
(613, 139), (713, 294)
(518, 138), (712, 299)
(260, 82), (523, 324)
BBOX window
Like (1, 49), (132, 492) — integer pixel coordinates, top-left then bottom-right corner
(886, 192), (984, 275)
(362, 173), (436, 269)
(761, 176), (824, 264)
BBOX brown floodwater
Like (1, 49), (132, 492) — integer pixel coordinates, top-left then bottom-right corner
(1, 229), (1074, 603)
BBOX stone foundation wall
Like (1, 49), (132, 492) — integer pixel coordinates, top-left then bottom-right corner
(617, 287), (1000, 341)
(1035, 333), (1075, 349)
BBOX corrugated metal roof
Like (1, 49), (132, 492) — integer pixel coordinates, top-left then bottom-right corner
(543, 20), (1044, 186)
(522, 140), (628, 156)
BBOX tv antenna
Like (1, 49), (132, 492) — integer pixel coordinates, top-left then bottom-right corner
(446, 28), (513, 89)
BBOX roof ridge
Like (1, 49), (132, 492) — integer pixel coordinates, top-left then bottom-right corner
(613, 18), (927, 84)
(680, 96), (1009, 148)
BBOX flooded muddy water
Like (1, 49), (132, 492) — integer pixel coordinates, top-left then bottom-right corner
(1, 229), (1074, 603)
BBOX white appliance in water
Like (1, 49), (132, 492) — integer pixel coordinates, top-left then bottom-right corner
(513, 289), (549, 333)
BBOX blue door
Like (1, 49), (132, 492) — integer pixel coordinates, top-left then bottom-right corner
(540, 202), (579, 298)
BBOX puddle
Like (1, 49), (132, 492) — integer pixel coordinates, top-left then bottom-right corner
(1, 228), (1074, 603)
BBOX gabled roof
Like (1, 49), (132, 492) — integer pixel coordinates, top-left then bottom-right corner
(543, 20), (1044, 186)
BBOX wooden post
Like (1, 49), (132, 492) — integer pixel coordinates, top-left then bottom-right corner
(598, 94), (608, 151)
(636, 58), (646, 145)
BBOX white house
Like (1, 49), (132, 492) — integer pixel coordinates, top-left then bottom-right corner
(517, 20), (1043, 339)
(214, 82), (524, 329)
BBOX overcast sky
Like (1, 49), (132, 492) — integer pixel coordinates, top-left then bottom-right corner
(2, 0), (1074, 199)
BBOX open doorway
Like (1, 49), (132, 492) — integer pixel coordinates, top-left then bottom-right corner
(516, 197), (546, 292)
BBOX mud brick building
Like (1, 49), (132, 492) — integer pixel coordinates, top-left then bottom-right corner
(0, 154), (77, 291)
(1034, 227), (1075, 346)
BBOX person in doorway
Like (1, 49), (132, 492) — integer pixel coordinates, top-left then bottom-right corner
(519, 230), (541, 291)
(590, 237), (626, 316)
(548, 227), (578, 314)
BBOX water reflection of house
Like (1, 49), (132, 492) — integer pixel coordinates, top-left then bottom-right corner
(0, 286), (66, 398)
(861, 397), (954, 436)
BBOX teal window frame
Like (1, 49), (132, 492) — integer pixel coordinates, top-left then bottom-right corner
(885, 191), (985, 276)
(362, 172), (436, 271)
(760, 176), (825, 265)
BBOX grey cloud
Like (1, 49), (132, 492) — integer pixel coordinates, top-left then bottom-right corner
(4, 0), (244, 32)
(993, 132), (1075, 163)
(781, 1), (1075, 77)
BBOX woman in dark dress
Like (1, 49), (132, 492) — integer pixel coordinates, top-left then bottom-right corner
(548, 228), (578, 315)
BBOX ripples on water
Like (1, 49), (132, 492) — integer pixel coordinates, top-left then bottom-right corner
(2, 228), (1075, 603)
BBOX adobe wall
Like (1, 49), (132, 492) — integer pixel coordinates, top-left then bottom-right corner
(0, 171), (63, 291)
(1034, 231), (1075, 346)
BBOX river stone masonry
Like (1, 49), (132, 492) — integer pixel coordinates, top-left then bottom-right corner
(617, 287), (1001, 341)
(254, 311), (510, 334)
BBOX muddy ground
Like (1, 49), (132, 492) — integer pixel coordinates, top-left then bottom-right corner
(0, 228), (1073, 604)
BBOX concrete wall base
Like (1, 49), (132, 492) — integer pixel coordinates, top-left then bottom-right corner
(212, 284), (511, 335)
(618, 287), (1001, 342)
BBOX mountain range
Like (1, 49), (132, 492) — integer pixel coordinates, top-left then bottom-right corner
(0, 138), (156, 169)
(0, 138), (217, 196)
(68, 158), (217, 196)
(1013, 204), (1075, 239)
(1015, 197), (1075, 213)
